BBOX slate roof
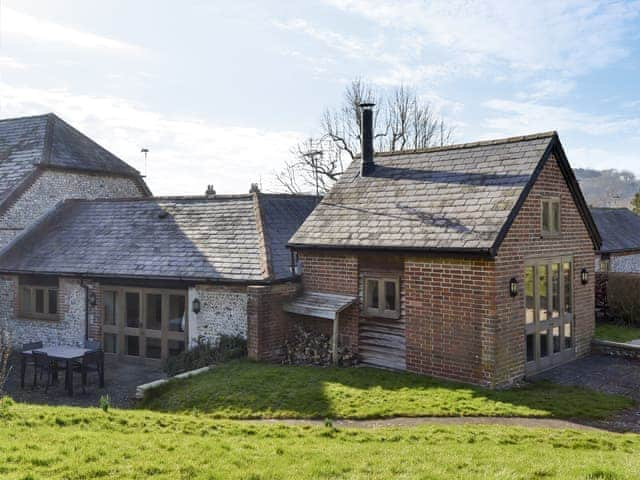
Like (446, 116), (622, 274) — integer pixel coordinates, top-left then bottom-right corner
(290, 132), (600, 255)
(0, 113), (150, 207)
(0, 193), (316, 282)
(591, 208), (640, 253)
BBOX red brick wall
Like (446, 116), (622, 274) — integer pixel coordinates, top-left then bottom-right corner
(297, 251), (360, 348)
(494, 153), (596, 385)
(247, 281), (301, 361)
(404, 257), (496, 384)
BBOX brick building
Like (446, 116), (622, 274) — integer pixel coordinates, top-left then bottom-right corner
(281, 106), (601, 387)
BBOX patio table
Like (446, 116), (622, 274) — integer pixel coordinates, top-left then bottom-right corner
(21, 346), (98, 396)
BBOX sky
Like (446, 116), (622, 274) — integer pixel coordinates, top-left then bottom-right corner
(0, 0), (639, 195)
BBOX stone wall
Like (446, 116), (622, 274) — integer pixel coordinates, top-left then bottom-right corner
(0, 275), (86, 347)
(0, 169), (145, 247)
(190, 284), (248, 344)
(611, 252), (640, 273)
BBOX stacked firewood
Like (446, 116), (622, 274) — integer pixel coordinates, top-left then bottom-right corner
(284, 325), (358, 367)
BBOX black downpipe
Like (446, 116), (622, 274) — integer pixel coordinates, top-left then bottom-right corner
(83, 283), (89, 341)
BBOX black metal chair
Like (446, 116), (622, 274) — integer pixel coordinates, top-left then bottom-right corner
(73, 349), (105, 393)
(32, 351), (54, 392)
(20, 341), (43, 389)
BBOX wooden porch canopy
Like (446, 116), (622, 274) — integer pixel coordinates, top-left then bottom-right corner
(283, 291), (356, 364)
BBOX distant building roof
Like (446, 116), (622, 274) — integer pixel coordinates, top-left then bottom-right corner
(0, 193), (317, 282)
(0, 113), (151, 209)
(290, 132), (600, 255)
(590, 207), (640, 253)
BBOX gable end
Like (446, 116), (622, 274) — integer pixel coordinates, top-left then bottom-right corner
(490, 134), (601, 256)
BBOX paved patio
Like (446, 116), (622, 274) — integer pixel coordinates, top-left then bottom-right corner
(535, 354), (640, 432)
(3, 355), (165, 408)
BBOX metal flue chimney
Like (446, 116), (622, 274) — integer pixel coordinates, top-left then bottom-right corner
(360, 103), (375, 176)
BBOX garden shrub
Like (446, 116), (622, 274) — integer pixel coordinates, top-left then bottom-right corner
(607, 273), (640, 326)
(163, 335), (246, 376)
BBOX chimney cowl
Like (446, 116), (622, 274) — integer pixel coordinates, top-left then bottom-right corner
(360, 103), (375, 176)
(205, 184), (216, 197)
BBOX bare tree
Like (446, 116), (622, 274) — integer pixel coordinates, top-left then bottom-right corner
(276, 79), (454, 194)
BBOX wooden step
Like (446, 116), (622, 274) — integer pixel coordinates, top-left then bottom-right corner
(359, 334), (406, 350)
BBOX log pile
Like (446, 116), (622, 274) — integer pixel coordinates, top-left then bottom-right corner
(284, 325), (358, 367)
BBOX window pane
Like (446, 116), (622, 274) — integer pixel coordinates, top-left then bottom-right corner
(384, 281), (396, 311)
(168, 340), (185, 357)
(564, 323), (573, 349)
(145, 337), (162, 359)
(563, 262), (572, 314)
(104, 291), (117, 325)
(20, 287), (31, 314)
(552, 202), (560, 232)
(526, 334), (535, 362)
(103, 333), (117, 354)
(551, 263), (560, 318)
(539, 330), (549, 358)
(525, 266), (534, 324)
(145, 294), (162, 331)
(366, 279), (379, 309)
(169, 295), (186, 332)
(48, 289), (57, 315)
(542, 202), (550, 232)
(553, 326), (561, 353)
(538, 265), (548, 322)
(35, 289), (45, 314)
(126, 292), (140, 328)
(125, 335), (139, 356)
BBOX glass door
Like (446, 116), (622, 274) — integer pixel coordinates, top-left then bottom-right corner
(102, 287), (188, 362)
(525, 257), (574, 373)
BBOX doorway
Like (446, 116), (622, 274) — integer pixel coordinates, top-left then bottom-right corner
(524, 257), (575, 374)
(102, 287), (188, 363)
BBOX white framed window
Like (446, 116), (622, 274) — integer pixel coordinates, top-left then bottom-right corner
(363, 276), (400, 319)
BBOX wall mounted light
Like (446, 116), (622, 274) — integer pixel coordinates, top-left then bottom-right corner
(192, 298), (201, 314)
(88, 291), (97, 307)
(581, 268), (589, 285)
(509, 278), (518, 297)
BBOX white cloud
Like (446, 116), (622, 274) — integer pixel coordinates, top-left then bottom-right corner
(324, 0), (639, 76)
(0, 56), (27, 70)
(483, 99), (640, 137)
(1, 7), (143, 54)
(516, 79), (576, 101)
(0, 83), (303, 195)
(570, 146), (640, 177)
(273, 18), (453, 84)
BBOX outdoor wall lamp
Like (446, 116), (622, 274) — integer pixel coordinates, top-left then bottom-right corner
(509, 277), (518, 297)
(192, 298), (201, 314)
(581, 268), (589, 285)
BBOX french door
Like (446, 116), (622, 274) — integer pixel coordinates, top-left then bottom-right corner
(102, 287), (187, 362)
(524, 257), (575, 373)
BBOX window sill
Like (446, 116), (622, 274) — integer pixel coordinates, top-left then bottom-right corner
(362, 310), (401, 321)
(541, 232), (561, 239)
(17, 314), (60, 323)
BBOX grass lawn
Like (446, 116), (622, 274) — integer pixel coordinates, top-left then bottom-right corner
(141, 360), (633, 420)
(1, 399), (639, 479)
(595, 322), (640, 343)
